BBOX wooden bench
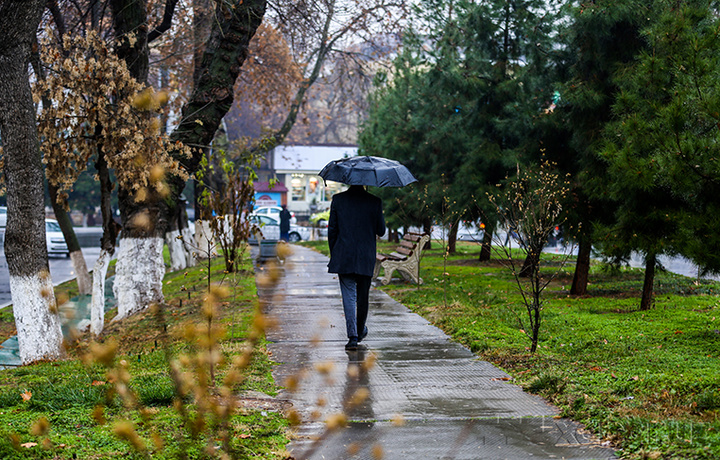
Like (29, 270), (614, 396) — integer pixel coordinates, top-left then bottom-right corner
(373, 232), (430, 285)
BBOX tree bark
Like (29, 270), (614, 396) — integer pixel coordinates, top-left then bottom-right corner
(111, 0), (267, 317)
(447, 219), (459, 254)
(570, 236), (592, 296)
(519, 249), (541, 278)
(0, 0), (64, 364)
(478, 222), (493, 261)
(92, 152), (121, 334)
(110, 0), (150, 82)
(165, 203), (190, 272)
(422, 218), (432, 250)
(640, 253), (656, 311)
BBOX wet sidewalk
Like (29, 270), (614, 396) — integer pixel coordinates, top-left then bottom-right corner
(260, 246), (615, 459)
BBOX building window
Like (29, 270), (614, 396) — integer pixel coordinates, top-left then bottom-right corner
(291, 174), (305, 201)
(307, 176), (322, 204)
(324, 180), (342, 201)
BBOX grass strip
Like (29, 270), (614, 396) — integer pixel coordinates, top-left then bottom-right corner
(0, 250), (289, 459)
(301, 239), (720, 459)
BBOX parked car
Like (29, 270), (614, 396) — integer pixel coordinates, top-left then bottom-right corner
(248, 214), (309, 243)
(253, 206), (297, 224)
(309, 209), (330, 226)
(309, 209), (329, 237)
(45, 219), (69, 257)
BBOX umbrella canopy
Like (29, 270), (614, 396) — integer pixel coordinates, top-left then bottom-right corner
(318, 155), (417, 188)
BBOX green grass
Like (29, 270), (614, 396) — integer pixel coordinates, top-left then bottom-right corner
(0, 249), (289, 459)
(300, 239), (720, 459)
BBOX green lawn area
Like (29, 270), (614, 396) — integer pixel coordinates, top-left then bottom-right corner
(0, 250), (289, 459)
(300, 239), (720, 459)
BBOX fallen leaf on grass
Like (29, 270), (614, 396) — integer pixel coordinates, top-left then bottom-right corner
(590, 366), (601, 371)
(238, 434), (251, 439)
(491, 377), (512, 381)
(21, 390), (32, 401)
(91, 380), (106, 386)
(20, 442), (37, 448)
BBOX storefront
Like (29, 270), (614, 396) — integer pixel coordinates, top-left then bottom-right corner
(272, 145), (357, 214)
(253, 181), (288, 208)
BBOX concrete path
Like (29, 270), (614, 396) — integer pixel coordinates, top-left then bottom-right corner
(259, 245), (616, 460)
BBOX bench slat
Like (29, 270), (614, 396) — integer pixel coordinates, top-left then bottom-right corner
(377, 253), (403, 262)
(403, 234), (422, 243)
(399, 240), (415, 250)
(396, 246), (413, 256)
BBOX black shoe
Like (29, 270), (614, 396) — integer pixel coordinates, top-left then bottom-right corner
(345, 338), (358, 350)
(358, 327), (368, 343)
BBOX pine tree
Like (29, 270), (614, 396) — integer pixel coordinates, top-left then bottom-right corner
(360, 0), (561, 255)
(563, 0), (649, 295)
(597, 0), (720, 309)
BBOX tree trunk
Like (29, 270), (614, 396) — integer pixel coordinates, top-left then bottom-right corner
(165, 202), (190, 272)
(519, 250), (541, 278)
(447, 219), (459, 254)
(91, 249), (111, 336)
(422, 218), (432, 250)
(0, 0), (64, 364)
(478, 222), (493, 261)
(92, 152), (121, 333)
(111, 0), (267, 317)
(49, 184), (92, 295)
(570, 236), (592, 296)
(388, 228), (400, 243)
(640, 253), (656, 311)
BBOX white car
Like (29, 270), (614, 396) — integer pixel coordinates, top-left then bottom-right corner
(248, 214), (309, 243)
(45, 219), (69, 257)
(253, 206), (297, 224)
(0, 213), (68, 257)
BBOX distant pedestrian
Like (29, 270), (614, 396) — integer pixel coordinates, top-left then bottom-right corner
(279, 204), (291, 241)
(327, 185), (386, 351)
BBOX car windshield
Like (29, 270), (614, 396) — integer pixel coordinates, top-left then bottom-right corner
(46, 221), (61, 232)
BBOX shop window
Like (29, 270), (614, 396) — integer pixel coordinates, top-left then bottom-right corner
(323, 180), (342, 201)
(307, 177), (322, 204)
(291, 174), (305, 201)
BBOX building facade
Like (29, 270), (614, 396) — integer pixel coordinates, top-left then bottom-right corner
(256, 145), (357, 216)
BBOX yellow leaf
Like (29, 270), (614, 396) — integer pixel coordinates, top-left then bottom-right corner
(21, 390), (32, 401)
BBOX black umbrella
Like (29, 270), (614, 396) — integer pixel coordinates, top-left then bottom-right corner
(318, 155), (417, 188)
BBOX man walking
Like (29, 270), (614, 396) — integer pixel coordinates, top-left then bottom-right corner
(327, 185), (386, 350)
(279, 204), (291, 241)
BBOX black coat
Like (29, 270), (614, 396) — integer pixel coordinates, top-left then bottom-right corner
(327, 186), (386, 276)
(279, 208), (291, 233)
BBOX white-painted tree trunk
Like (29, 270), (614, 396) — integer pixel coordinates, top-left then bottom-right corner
(90, 248), (112, 336)
(70, 249), (92, 295)
(113, 237), (165, 320)
(165, 229), (187, 272)
(194, 220), (215, 259)
(10, 273), (64, 364)
(182, 226), (196, 268)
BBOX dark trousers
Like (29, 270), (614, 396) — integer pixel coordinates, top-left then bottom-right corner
(338, 274), (372, 339)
